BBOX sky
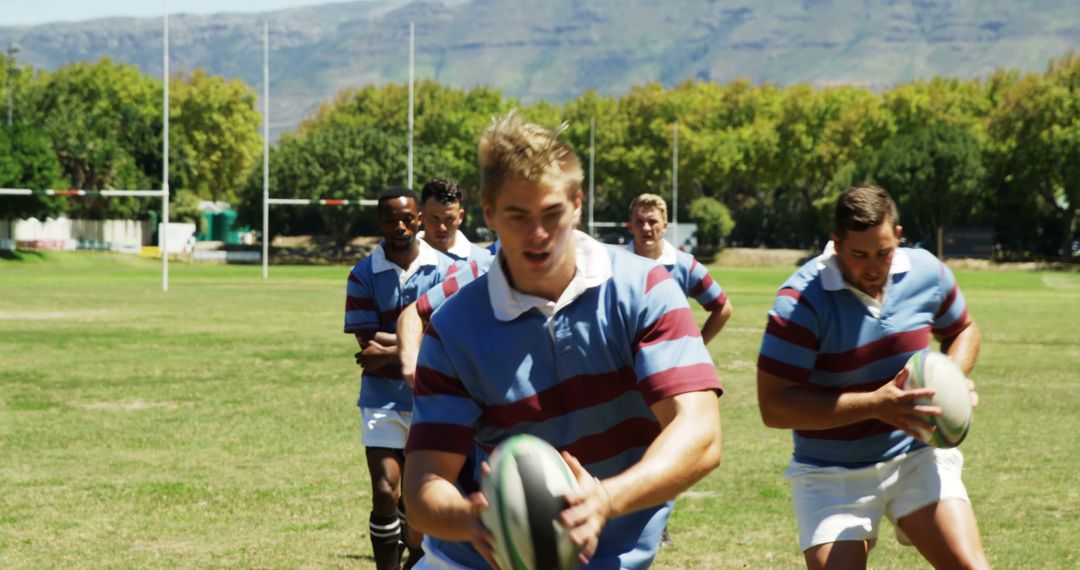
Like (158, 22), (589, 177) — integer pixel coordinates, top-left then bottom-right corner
(3, 0), (357, 27)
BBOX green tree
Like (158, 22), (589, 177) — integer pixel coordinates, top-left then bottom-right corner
(855, 123), (986, 251)
(0, 124), (65, 220)
(24, 58), (161, 219)
(987, 52), (1080, 258)
(688, 196), (735, 255)
(238, 120), (450, 250)
(169, 68), (262, 205)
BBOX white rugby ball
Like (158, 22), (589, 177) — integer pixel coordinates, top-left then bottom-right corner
(480, 434), (581, 570)
(904, 350), (973, 448)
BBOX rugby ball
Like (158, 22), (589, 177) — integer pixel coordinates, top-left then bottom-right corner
(904, 350), (973, 448)
(480, 434), (580, 570)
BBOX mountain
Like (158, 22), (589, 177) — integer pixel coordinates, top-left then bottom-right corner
(2, 0), (1077, 137)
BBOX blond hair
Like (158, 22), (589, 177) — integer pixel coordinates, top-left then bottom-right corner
(477, 110), (583, 207)
(629, 193), (668, 221)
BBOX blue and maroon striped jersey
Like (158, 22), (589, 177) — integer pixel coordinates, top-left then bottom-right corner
(415, 255), (496, 323)
(407, 232), (722, 569)
(628, 240), (728, 311)
(344, 240), (455, 410)
(757, 245), (971, 467)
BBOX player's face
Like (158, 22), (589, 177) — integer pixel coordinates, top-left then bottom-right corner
(421, 198), (464, 252)
(628, 206), (668, 255)
(378, 197), (420, 252)
(832, 221), (903, 298)
(484, 178), (582, 297)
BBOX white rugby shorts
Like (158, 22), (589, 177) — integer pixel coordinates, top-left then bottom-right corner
(785, 446), (970, 551)
(360, 407), (412, 449)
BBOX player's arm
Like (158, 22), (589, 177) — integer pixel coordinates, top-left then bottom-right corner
(931, 265), (980, 400)
(396, 302), (424, 388)
(404, 450), (499, 568)
(700, 299), (732, 345)
(403, 449), (475, 538)
(595, 390), (721, 514)
(936, 318), (980, 375)
(560, 390), (720, 561)
(353, 331), (399, 370)
(757, 368), (939, 437)
(936, 319), (981, 407)
(687, 260), (731, 346)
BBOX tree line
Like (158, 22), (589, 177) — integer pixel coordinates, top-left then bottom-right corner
(1, 52), (1076, 259)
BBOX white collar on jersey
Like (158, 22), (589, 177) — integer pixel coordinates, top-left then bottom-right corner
(417, 229), (473, 258)
(817, 240), (911, 292)
(371, 238), (440, 282)
(627, 238), (678, 265)
(489, 230), (613, 322)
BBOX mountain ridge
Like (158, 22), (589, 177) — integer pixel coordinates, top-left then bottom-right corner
(2, 0), (1076, 136)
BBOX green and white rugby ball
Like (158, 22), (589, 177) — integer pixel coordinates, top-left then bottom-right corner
(904, 350), (973, 448)
(480, 434), (581, 570)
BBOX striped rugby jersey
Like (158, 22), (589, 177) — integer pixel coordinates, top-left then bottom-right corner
(758, 244), (971, 467)
(407, 231), (722, 569)
(628, 240), (728, 311)
(344, 240), (455, 410)
(415, 255), (496, 323)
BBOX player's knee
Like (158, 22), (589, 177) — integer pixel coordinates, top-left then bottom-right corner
(372, 476), (399, 498)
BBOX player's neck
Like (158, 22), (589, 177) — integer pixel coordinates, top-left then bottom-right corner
(421, 233), (442, 252)
(384, 241), (419, 270)
(635, 239), (663, 260)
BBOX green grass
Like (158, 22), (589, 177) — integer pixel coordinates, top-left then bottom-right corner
(1, 252), (1078, 569)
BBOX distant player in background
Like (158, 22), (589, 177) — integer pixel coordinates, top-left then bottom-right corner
(403, 111), (723, 569)
(343, 187), (456, 570)
(627, 193), (733, 346)
(625, 192), (734, 547)
(756, 184), (988, 569)
(418, 178), (494, 264)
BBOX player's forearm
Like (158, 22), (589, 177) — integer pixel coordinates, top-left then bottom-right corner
(602, 392), (721, 518)
(396, 303), (423, 387)
(757, 371), (881, 430)
(700, 302), (732, 346)
(372, 331), (398, 347)
(404, 476), (477, 540)
(941, 321), (980, 376)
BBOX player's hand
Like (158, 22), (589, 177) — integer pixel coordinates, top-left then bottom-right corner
(355, 340), (395, 371)
(967, 378), (980, 409)
(559, 452), (612, 565)
(874, 367), (942, 441)
(465, 491), (500, 570)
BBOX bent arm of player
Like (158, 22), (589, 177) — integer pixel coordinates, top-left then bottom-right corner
(757, 368), (941, 439)
(560, 390), (722, 561)
(396, 302), (424, 388)
(937, 319), (981, 407)
(404, 450), (499, 567)
(700, 299), (733, 346)
(354, 331), (400, 371)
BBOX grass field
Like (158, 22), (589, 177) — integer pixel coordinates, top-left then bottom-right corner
(1, 252), (1078, 569)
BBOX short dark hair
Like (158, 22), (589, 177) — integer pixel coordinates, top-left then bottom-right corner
(377, 187), (417, 217)
(834, 184), (899, 238)
(421, 179), (463, 206)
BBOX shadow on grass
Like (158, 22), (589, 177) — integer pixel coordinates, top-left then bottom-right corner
(0, 250), (48, 261)
(339, 553), (376, 563)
